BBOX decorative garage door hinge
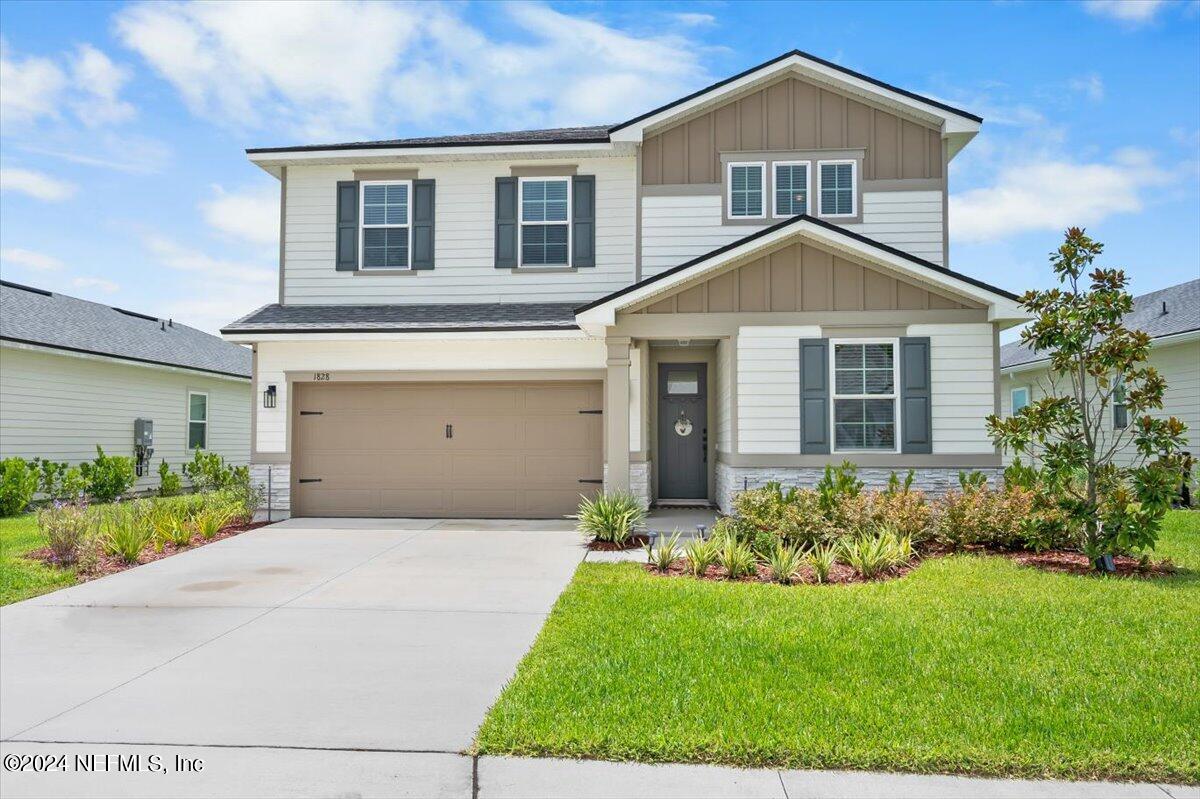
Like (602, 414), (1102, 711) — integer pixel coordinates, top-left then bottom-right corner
(300, 411), (323, 416)
(578, 479), (603, 484)
(298, 478), (322, 484)
(578, 409), (603, 414)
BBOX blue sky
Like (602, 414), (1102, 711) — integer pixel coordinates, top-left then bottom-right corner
(2, 0), (1198, 334)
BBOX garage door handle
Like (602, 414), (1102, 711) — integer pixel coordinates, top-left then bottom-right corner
(446, 424), (453, 439)
(578, 479), (603, 484)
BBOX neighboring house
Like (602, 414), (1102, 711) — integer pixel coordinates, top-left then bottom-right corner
(1, 280), (251, 491)
(1000, 278), (1200, 478)
(223, 50), (1029, 519)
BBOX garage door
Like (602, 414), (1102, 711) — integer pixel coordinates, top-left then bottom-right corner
(291, 381), (603, 518)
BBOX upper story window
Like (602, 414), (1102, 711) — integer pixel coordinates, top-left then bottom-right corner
(188, 391), (208, 450)
(727, 162), (766, 219)
(360, 181), (410, 269)
(1113, 376), (1128, 429)
(773, 161), (810, 217)
(818, 160), (856, 217)
(1011, 386), (1030, 414)
(520, 178), (570, 266)
(832, 340), (898, 453)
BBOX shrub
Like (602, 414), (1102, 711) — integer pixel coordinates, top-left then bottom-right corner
(80, 446), (136, 503)
(816, 460), (863, 515)
(765, 542), (804, 585)
(220, 469), (261, 521)
(60, 467), (88, 503)
(573, 491), (646, 544)
(958, 470), (989, 492)
(1003, 458), (1040, 491)
(732, 484), (835, 551)
(683, 536), (718, 577)
(716, 534), (757, 579)
(100, 505), (153, 563)
(884, 469), (916, 496)
(182, 449), (251, 495)
(840, 531), (910, 579)
(158, 460), (182, 497)
(646, 531), (681, 572)
(870, 490), (933, 542)
(805, 544), (838, 584)
(935, 486), (1034, 550)
(0, 457), (40, 516)
(36, 502), (94, 563)
(35, 459), (69, 499)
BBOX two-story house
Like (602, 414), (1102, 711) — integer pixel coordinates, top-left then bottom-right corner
(222, 50), (1027, 519)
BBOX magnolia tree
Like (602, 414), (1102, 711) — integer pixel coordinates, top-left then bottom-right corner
(987, 228), (1190, 569)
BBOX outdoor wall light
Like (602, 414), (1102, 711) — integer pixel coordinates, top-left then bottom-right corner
(263, 384), (277, 408)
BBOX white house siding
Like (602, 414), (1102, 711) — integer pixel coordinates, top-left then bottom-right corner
(640, 190), (944, 278)
(733, 322), (995, 456)
(1001, 337), (1200, 469)
(282, 157), (636, 305)
(906, 322), (996, 455)
(0, 344), (250, 491)
(716, 337), (733, 453)
(252, 336), (607, 454)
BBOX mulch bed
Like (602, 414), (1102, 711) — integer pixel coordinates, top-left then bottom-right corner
(588, 533), (651, 551)
(24, 520), (272, 582)
(1004, 549), (1176, 578)
(645, 559), (913, 586)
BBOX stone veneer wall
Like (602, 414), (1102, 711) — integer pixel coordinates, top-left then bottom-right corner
(604, 461), (652, 509)
(715, 461), (1003, 514)
(250, 463), (291, 521)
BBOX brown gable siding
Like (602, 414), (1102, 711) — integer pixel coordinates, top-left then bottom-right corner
(642, 77), (943, 185)
(630, 240), (978, 314)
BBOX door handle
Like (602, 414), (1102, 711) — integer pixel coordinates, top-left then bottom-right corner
(446, 424), (453, 439)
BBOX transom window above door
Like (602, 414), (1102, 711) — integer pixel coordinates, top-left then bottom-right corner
(360, 181), (410, 269)
(832, 341), (898, 452)
(520, 178), (570, 266)
(773, 162), (810, 217)
(727, 162), (766, 219)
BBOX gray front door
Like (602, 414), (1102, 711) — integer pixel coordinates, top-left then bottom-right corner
(657, 363), (707, 500)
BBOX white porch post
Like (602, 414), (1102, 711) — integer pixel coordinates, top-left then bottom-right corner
(605, 336), (631, 492)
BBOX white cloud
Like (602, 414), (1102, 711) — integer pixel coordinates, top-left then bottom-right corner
(143, 234), (276, 285)
(200, 184), (279, 247)
(1, 247), (64, 272)
(1067, 73), (1105, 101)
(950, 148), (1174, 242)
(0, 41), (67, 125)
(671, 12), (716, 26)
(71, 276), (119, 293)
(1083, 0), (1170, 24)
(19, 133), (172, 175)
(69, 44), (136, 126)
(115, 1), (710, 139)
(0, 167), (78, 201)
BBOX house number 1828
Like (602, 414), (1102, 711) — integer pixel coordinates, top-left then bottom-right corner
(313, 372), (331, 381)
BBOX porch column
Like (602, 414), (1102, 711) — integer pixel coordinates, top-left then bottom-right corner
(605, 336), (631, 492)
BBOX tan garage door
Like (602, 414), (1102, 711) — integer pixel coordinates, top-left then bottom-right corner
(291, 381), (603, 518)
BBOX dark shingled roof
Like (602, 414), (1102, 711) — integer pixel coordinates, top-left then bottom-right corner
(1000, 278), (1200, 369)
(221, 302), (581, 334)
(246, 126), (612, 154)
(1, 280), (251, 378)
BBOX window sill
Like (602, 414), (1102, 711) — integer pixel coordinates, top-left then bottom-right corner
(352, 269), (422, 276)
(502, 266), (579, 273)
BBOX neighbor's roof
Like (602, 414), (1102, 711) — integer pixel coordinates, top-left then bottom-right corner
(221, 301), (580, 334)
(1000, 278), (1200, 370)
(1, 280), (252, 379)
(246, 50), (980, 155)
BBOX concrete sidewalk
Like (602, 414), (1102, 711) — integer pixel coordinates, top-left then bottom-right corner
(1, 745), (1194, 798)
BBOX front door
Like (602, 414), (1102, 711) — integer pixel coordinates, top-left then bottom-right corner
(657, 363), (708, 500)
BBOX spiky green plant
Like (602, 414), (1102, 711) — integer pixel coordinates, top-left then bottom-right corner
(717, 535), (757, 579)
(765, 542), (804, 585)
(572, 491), (646, 544)
(195, 506), (233, 540)
(682, 536), (718, 577)
(101, 506), (153, 564)
(805, 543), (838, 583)
(647, 531), (682, 572)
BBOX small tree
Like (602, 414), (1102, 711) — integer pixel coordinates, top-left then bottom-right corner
(987, 228), (1189, 569)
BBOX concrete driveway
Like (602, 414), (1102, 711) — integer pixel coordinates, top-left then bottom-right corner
(0, 517), (586, 797)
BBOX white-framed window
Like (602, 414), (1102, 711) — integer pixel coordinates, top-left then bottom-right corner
(360, 180), (411, 269)
(817, 160), (856, 217)
(1011, 386), (1030, 414)
(727, 161), (766, 219)
(187, 391), (208, 450)
(519, 177), (571, 266)
(831, 339), (899, 453)
(772, 160), (811, 218)
(1113, 376), (1128, 429)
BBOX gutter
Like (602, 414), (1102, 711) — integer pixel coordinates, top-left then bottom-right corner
(0, 336), (251, 381)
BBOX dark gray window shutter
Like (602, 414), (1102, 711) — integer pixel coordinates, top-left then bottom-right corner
(411, 179), (435, 270)
(799, 338), (830, 454)
(572, 175), (595, 267)
(335, 180), (359, 271)
(899, 337), (932, 454)
(495, 177), (517, 268)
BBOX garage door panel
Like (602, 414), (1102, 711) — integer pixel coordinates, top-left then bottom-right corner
(378, 489), (452, 516)
(450, 454), (524, 481)
(300, 489), (380, 516)
(524, 454), (600, 482)
(523, 384), (601, 412)
(379, 453), (450, 481)
(450, 418), (522, 448)
(524, 417), (598, 450)
(450, 489), (520, 516)
(452, 385), (522, 410)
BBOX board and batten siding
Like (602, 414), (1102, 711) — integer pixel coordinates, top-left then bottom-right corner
(641, 190), (944, 277)
(282, 158), (636, 305)
(734, 323), (995, 456)
(1001, 338), (1199, 468)
(253, 337), (607, 454)
(0, 344), (250, 490)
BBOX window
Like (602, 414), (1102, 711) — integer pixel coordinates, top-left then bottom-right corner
(727, 162), (766, 219)
(188, 392), (208, 450)
(1113, 376), (1128, 429)
(831, 341), (898, 452)
(360, 181), (410, 269)
(519, 178), (570, 266)
(818, 160), (856, 217)
(773, 161), (810, 217)
(667, 371), (699, 395)
(1011, 387), (1030, 414)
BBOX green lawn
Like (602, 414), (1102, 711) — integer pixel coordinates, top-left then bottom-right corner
(476, 510), (1200, 783)
(0, 513), (76, 606)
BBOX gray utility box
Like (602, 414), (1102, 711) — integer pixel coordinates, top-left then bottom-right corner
(134, 418), (154, 447)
